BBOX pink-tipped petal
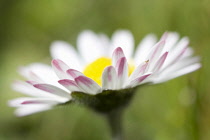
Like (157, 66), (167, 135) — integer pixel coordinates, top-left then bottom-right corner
(9, 97), (36, 107)
(166, 46), (188, 68)
(51, 59), (70, 79)
(116, 57), (127, 76)
(21, 100), (42, 104)
(129, 61), (149, 81)
(115, 57), (128, 88)
(12, 81), (68, 102)
(21, 100), (58, 105)
(153, 52), (168, 72)
(129, 73), (152, 87)
(146, 40), (165, 64)
(66, 69), (84, 79)
(173, 47), (187, 62)
(12, 81), (43, 97)
(146, 40), (166, 72)
(33, 84), (71, 99)
(160, 32), (168, 41)
(102, 66), (117, 90)
(26, 80), (39, 85)
(75, 76), (101, 95)
(112, 47), (125, 67)
(58, 79), (82, 92)
(167, 37), (189, 63)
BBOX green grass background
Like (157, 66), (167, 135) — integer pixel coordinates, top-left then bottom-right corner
(0, 0), (209, 139)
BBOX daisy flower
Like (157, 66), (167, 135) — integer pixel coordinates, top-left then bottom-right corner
(9, 30), (201, 117)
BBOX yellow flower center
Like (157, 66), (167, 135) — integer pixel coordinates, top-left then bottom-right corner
(83, 57), (135, 86)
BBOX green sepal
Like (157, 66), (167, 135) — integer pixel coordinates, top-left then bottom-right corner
(71, 87), (138, 113)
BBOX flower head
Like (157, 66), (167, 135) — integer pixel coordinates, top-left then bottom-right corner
(9, 30), (201, 116)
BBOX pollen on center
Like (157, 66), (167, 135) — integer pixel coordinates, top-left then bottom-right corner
(83, 57), (135, 86)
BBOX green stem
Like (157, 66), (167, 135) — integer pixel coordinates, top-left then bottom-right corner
(106, 110), (124, 140)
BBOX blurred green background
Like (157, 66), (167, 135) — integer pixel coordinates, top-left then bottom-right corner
(0, 0), (209, 139)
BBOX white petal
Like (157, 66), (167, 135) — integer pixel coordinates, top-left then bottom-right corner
(168, 63), (201, 80)
(183, 47), (194, 58)
(77, 30), (108, 64)
(18, 63), (65, 89)
(18, 67), (43, 82)
(161, 56), (200, 74)
(8, 97), (59, 107)
(33, 84), (71, 100)
(12, 81), (38, 96)
(134, 34), (157, 65)
(50, 41), (83, 70)
(11, 81), (58, 98)
(173, 37), (189, 53)
(161, 32), (179, 52)
(15, 104), (53, 117)
(153, 56), (200, 83)
(19, 63), (55, 82)
(102, 66), (117, 90)
(129, 73), (152, 87)
(75, 76), (101, 95)
(51, 59), (71, 79)
(111, 30), (134, 59)
(153, 63), (201, 83)
(9, 97), (38, 107)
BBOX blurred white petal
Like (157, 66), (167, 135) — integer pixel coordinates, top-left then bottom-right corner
(111, 30), (134, 59)
(50, 41), (83, 70)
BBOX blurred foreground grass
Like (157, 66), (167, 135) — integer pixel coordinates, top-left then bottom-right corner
(0, 0), (209, 139)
